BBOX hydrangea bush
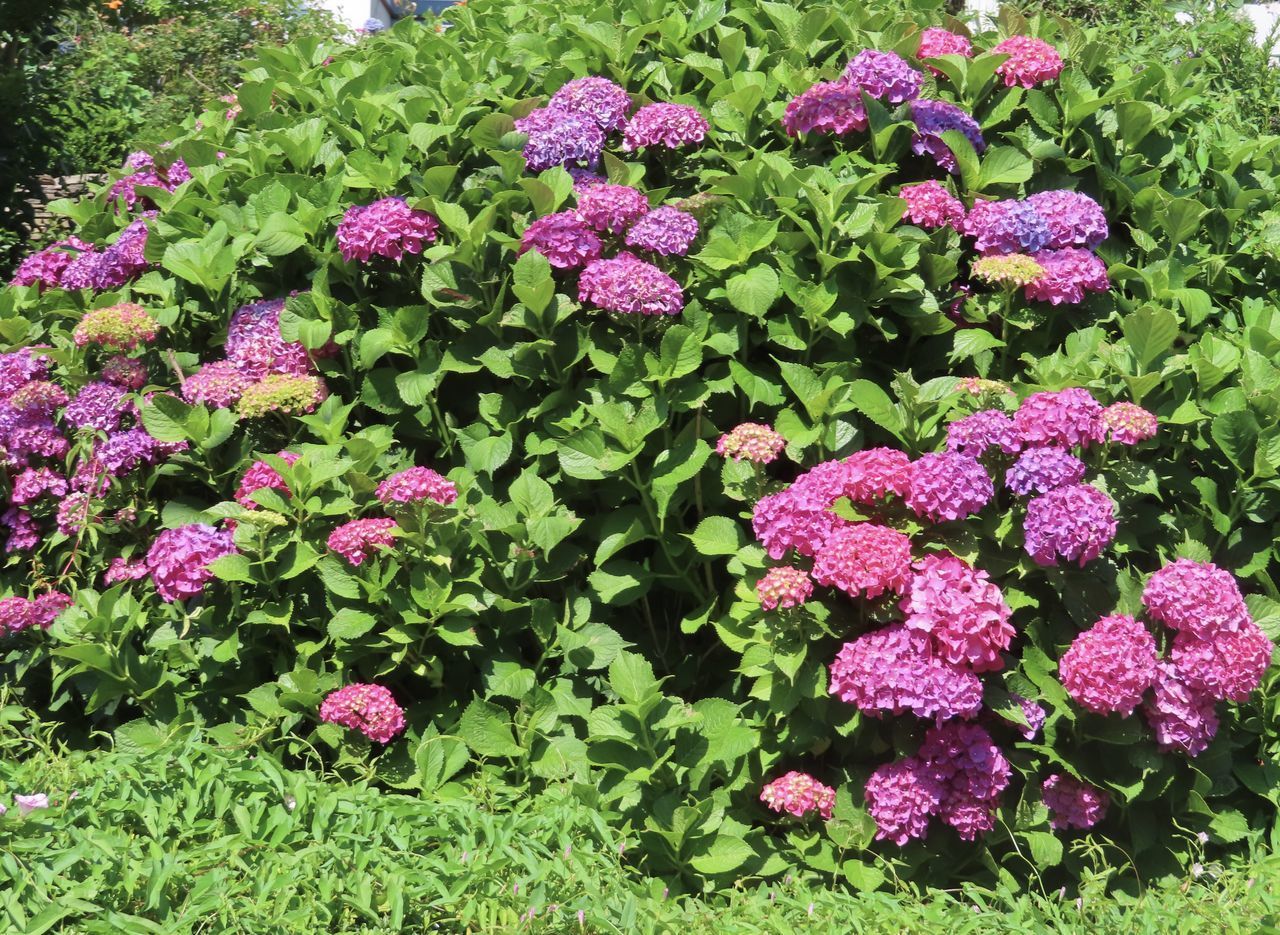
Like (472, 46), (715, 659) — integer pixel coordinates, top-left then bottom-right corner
(2, 0), (1280, 893)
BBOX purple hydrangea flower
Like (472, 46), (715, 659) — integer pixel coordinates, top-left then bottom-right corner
(514, 107), (606, 172)
(909, 99), (986, 174)
(964, 200), (1053, 255)
(622, 103), (709, 151)
(1025, 190), (1108, 249)
(624, 206), (699, 256)
(1005, 447), (1086, 496)
(337, 198), (439, 263)
(519, 212), (603, 269)
(549, 76), (633, 132)
(63, 382), (127, 434)
(1023, 483), (1116, 566)
(842, 49), (924, 104)
(578, 252), (684, 316)
(1025, 249), (1110, 305)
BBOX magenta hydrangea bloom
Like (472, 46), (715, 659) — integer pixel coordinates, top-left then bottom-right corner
(842, 49), (924, 104)
(337, 197), (440, 263)
(760, 771), (836, 820)
(811, 523), (913, 599)
(1023, 483), (1116, 566)
(107, 169), (167, 213)
(0, 404), (68, 468)
(1013, 388), (1106, 449)
(865, 758), (942, 845)
(906, 452), (993, 522)
(376, 466), (458, 505)
(182, 360), (251, 409)
(900, 181), (966, 231)
(622, 103), (709, 151)
(11, 467), (67, 506)
(1101, 402), (1157, 445)
(514, 107), (605, 172)
(518, 212), (602, 269)
(319, 683), (407, 743)
(66, 216), (152, 290)
(946, 409), (1019, 457)
(1042, 774), (1108, 830)
(549, 76), (633, 132)
(235, 451), (300, 508)
(964, 199), (1052, 255)
(909, 99), (986, 173)
(716, 422), (785, 464)
(146, 523), (237, 602)
(756, 566), (813, 611)
(328, 517), (399, 566)
(781, 82), (867, 137)
(9, 237), (92, 291)
(0, 348), (50, 395)
(104, 557), (152, 586)
(575, 184), (650, 234)
(578, 252), (684, 316)
(1171, 623), (1272, 703)
(842, 448), (914, 503)
(102, 356), (148, 390)
(63, 382), (127, 434)
(0, 592), (71, 636)
(829, 624), (983, 721)
(1025, 248), (1109, 305)
(55, 491), (94, 535)
(624, 206), (699, 256)
(993, 36), (1064, 88)
(1, 507), (39, 553)
(901, 553), (1013, 672)
(1144, 661), (1219, 757)
(917, 27), (973, 74)
(1058, 614), (1158, 715)
(1013, 695), (1047, 740)
(1025, 190), (1108, 249)
(225, 298), (311, 380)
(1004, 447), (1086, 496)
(751, 486), (848, 559)
(918, 722), (1011, 840)
(1142, 559), (1249, 639)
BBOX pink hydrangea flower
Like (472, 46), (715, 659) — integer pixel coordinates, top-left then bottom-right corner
(781, 82), (867, 136)
(842, 49), (924, 104)
(575, 184), (650, 234)
(865, 758), (942, 845)
(909, 99), (986, 174)
(811, 523), (912, 599)
(225, 298), (312, 380)
(900, 553), (1013, 672)
(104, 557), (151, 586)
(917, 27), (973, 74)
(946, 409), (1019, 457)
(993, 36), (1064, 88)
(716, 423), (786, 464)
(1170, 623), (1272, 703)
(15, 793), (50, 817)
(829, 624), (983, 721)
(1023, 483), (1117, 567)
(319, 683), (406, 743)
(376, 466), (458, 505)
(841, 448), (913, 503)
(760, 771), (836, 820)
(235, 451), (301, 508)
(0, 592), (71, 635)
(519, 212), (602, 269)
(102, 356), (148, 390)
(1025, 249), (1109, 305)
(1004, 447), (1086, 496)
(1058, 614), (1158, 715)
(900, 181), (966, 231)
(182, 360), (251, 409)
(1143, 661), (1219, 757)
(905, 452), (994, 522)
(146, 524), (237, 602)
(756, 566), (813, 611)
(328, 517), (399, 566)
(1025, 190), (1108, 249)
(1041, 774), (1108, 830)
(1141, 559), (1249, 639)
(549, 76), (633, 132)
(578, 253), (684, 316)
(337, 197), (440, 263)
(9, 237), (92, 291)
(1012, 695), (1047, 740)
(919, 722), (1011, 840)
(624, 206), (699, 256)
(1013, 388), (1106, 449)
(751, 486), (848, 559)
(621, 103), (709, 151)
(1101, 402), (1157, 445)
(11, 467), (67, 506)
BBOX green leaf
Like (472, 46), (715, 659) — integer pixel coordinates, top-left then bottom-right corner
(608, 651), (659, 704)
(458, 699), (522, 758)
(328, 608), (376, 640)
(686, 516), (745, 556)
(1022, 831), (1063, 867)
(658, 325), (703, 381)
(209, 553), (253, 583)
(725, 265), (780, 317)
(256, 213), (308, 255)
(689, 835), (754, 875)
(1121, 307), (1179, 369)
(978, 146), (1034, 189)
(509, 470), (555, 519)
(1211, 410), (1260, 473)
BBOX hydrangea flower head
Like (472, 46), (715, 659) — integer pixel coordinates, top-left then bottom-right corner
(864, 758), (942, 845)
(376, 466), (458, 505)
(842, 49), (924, 104)
(549, 76), (633, 132)
(829, 624), (984, 721)
(811, 523), (913, 599)
(102, 356), (148, 390)
(900, 181), (966, 231)
(909, 99), (986, 173)
(993, 36), (1064, 88)
(515, 107), (605, 172)
(917, 27), (973, 74)
(9, 237), (92, 291)
(1041, 774), (1108, 830)
(1013, 388), (1106, 449)
(578, 253), (684, 316)
(337, 197), (440, 263)
(64, 382), (127, 433)
(11, 467), (67, 506)
(716, 423), (785, 464)
(964, 200), (1052, 255)
(1171, 623), (1272, 702)
(235, 451), (301, 508)
(901, 553), (1013, 672)
(8, 380), (68, 415)
(72, 303), (159, 351)
(972, 253), (1045, 287)
(958, 377), (1013, 397)
(1141, 559), (1248, 639)
(575, 184), (650, 234)
(1102, 402), (1157, 445)
(842, 448), (913, 503)
(622, 103), (709, 151)
(756, 566), (813, 611)
(146, 523), (237, 602)
(1005, 447), (1086, 496)
(104, 557), (152, 586)
(1, 592), (71, 635)
(1025, 190), (1108, 249)
(1013, 695), (1047, 740)
(1023, 483), (1116, 566)
(236, 374), (327, 418)
(1025, 248), (1109, 305)
(225, 298), (311, 380)
(781, 82), (867, 136)
(518, 212), (602, 269)
(182, 360), (251, 409)
(906, 452), (994, 522)
(1144, 662), (1219, 756)
(319, 683), (407, 743)
(751, 486), (848, 559)
(624, 206), (699, 256)
(760, 771), (836, 820)
(946, 409), (1019, 457)
(918, 721), (1011, 834)
(0, 507), (39, 553)
(1058, 614), (1158, 715)
(328, 517), (399, 566)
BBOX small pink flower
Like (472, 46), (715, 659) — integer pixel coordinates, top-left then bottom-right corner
(376, 466), (458, 506)
(716, 423), (786, 464)
(319, 683), (406, 743)
(327, 517), (399, 566)
(15, 793), (49, 816)
(756, 566), (813, 611)
(760, 771), (836, 820)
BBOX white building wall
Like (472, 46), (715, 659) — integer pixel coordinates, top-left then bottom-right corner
(313, 0), (393, 30)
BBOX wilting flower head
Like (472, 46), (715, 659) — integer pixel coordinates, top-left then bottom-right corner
(1023, 483), (1116, 566)
(1025, 248), (1109, 305)
(337, 197), (440, 263)
(900, 181), (966, 231)
(906, 452), (994, 522)
(901, 553), (1013, 672)
(1101, 402), (1157, 445)
(182, 360), (251, 409)
(1013, 388), (1106, 449)
(1142, 559), (1248, 639)
(811, 523), (913, 599)
(518, 212), (602, 269)
(1042, 774), (1108, 830)
(1171, 623), (1272, 703)
(104, 557), (152, 587)
(9, 237), (92, 291)
(972, 253), (1045, 287)
(1004, 447), (1086, 496)
(781, 82), (867, 137)
(958, 377), (1012, 397)
(993, 36), (1064, 88)
(946, 409), (1019, 457)
(235, 451), (301, 507)
(72, 303), (159, 351)
(964, 200), (1052, 255)
(549, 76), (633, 132)
(621, 103), (709, 151)
(102, 356), (148, 390)
(917, 28), (973, 74)
(575, 184), (650, 234)
(829, 624), (983, 721)
(842, 49), (924, 104)
(8, 380), (68, 415)
(760, 771), (836, 820)
(1144, 661), (1219, 756)
(236, 374), (327, 418)
(1059, 614), (1158, 715)
(909, 99), (986, 173)
(716, 422), (785, 464)
(515, 106), (605, 172)
(328, 517), (399, 566)
(756, 566), (813, 611)
(751, 486), (847, 559)
(865, 758), (942, 845)
(578, 253), (684, 316)
(624, 206), (699, 256)
(319, 683), (406, 743)
(376, 466), (458, 505)
(146, 523), (237, 602)
(63, 382), (127, 434)
(1025, 190), (1108, 249)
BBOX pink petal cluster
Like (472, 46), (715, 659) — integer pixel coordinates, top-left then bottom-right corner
(1013, 695), (1047, 740)
(756, 566), (813, 611)
(1025, 249), (1110, 305)
(519, 212), (602, 269)
(1004, 447), (1086, 496)
(11, 467), (67, 506)
(1025, 190), (1109, 249)
(182, 360), (252, 409)
(716, 422), (786, 464)
(905, 452), (993, 522)
(830, 624), (983, 721)
(621, 103), (709, 151)
(64, 382), (128, 434)
(1170, 625), (1272, 703)
(328, 517), (399, 566)
(624, 206), (699, 256)
(1013, 388), (1106, 449)
(1140, 558), (1248, 639)
(376, 466), (458, 505)
(781, 82), (867, 137)
(104, 557), (151, 586)
(842, 49), (924, 104)
(578, 253), (684, 316)
(1143, 662), (1220, 756)
(900, 181), (966, 231)
(319, 683), (407, 743)
(1058, 614), (1158, 715)
(900, 553), (1013, 673)
(841, 448), (913, 502)
(864, 758), (942, 845)
(945, 409), (1019, 457)
(337, 197), (440, 263)
(1041, 774), (1108, 830)
(751, 486), (847, 559)
(1023, 483), (1117, 566)
(811, 523), (912, 599)
(235, 451), (301, 508)
(917, 27), (973, 74)
(549, 76), (633, 133)
(9, 237), (92, 291)
(145, 523), (237, 603)
(576, 184), (650, 234)
(993, 36), (1064, 88)
(759, 771), (836, 820)
(224, 297), (314, 381)
(1102, 402), (1157, 445)
(0, 591), (71, 636)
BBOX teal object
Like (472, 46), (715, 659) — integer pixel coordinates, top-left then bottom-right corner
(416, 0), (455, 13)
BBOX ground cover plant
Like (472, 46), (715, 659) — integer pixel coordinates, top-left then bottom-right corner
(3, 0), (1280, 910)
